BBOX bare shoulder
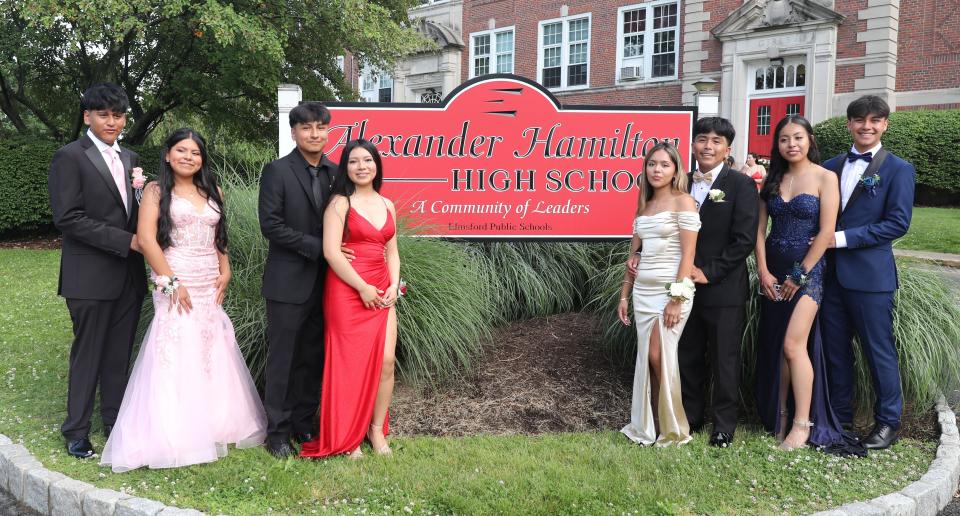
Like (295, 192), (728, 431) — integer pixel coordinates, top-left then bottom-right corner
(674, 193), (698, 212)
(815, 165), (838, 185)
(326, 194), (349, 215)
(382, 196), (397, 215)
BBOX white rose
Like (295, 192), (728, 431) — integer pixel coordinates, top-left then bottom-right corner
(668, 282), (685, 298)
(708, 189), (726, 202)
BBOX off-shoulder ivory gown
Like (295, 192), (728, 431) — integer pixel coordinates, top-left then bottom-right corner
(621, 211), (701, 446)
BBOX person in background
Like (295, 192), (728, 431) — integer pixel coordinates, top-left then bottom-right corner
(741, 153), (767, 191)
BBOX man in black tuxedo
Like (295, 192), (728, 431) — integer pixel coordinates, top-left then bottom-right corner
(678, 117), (759, 447)
(47, 83), (146, 458)
(259, 102), (342, 458)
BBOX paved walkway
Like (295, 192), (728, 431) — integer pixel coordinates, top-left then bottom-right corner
(895, 249), (960, 268)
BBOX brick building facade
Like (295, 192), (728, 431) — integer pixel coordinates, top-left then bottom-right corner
(314, 0), (958, 161)
(457, 0), (960, 160)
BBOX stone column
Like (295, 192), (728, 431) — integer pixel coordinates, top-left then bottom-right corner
(277, 84), (302, 156)
(853, 0), (899, 108)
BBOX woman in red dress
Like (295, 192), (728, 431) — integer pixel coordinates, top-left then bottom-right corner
(300, 139), (400, 459)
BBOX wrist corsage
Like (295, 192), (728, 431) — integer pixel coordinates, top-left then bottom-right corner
(665, 277), (696, 302)
(397, 279), (408, 298)
(153, 275), (180, 296)
(787, 262), (809, 287)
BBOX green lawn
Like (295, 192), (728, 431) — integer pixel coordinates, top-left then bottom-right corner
(0, 249), (937, 515)
(899, 207), (960, 254)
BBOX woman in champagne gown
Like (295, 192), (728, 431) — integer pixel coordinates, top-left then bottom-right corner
(300, 139), (401, 459)
(101, 129), (265, 473)
(754, 116), (863, 456)
(619, 143), (700, 446)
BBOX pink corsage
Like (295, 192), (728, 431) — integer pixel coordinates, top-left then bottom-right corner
(398, 279), (408, 297)
(131, 167), (146, 203)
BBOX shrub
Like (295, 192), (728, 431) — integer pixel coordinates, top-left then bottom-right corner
(814, 110), (960, 204)
(587, 246), (960, 421)
(0, 136), (58, 235)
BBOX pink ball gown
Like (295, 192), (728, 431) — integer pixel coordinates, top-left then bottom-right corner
(101, 192), (266, 473)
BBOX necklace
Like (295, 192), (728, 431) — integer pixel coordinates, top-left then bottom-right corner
(785, 174), (796, 197)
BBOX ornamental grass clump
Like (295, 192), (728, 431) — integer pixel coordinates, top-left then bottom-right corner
(477, 241), (602, 321)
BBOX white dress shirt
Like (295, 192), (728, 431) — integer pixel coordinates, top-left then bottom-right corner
(691, 162), (724, 210)
(834, 142), (882, 248)
(87, 128), (122, 156)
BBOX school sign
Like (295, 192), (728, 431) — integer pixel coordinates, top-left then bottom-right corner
(280, 75), (695, 240)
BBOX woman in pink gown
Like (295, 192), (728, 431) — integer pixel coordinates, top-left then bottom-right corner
(101, 129), (266, 472)
(300, 139), (401, 460)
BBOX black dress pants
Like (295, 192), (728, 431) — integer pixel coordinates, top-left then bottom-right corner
(62, 277), (143, 440)
(677, 304), (746, 435)
(263, 273), (325, 443)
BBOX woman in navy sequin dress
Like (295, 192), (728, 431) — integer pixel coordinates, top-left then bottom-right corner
(754, 116), (863, 455)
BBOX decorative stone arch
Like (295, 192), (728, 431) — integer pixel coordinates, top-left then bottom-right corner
(711, 0), (843, 162)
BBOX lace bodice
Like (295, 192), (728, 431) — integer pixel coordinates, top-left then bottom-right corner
(168, 193), (220, 251)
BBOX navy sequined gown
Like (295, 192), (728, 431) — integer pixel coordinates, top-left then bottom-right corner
(756, 193), (864, 456)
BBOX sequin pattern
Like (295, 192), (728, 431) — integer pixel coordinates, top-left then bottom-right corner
(765, 193), (824, 304)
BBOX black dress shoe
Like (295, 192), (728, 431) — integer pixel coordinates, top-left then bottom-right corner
(293, 432), (314, 444)
(103, 424), (113, 439)
(862, 424), (898, 450)
(709, 432), (733, 448)
(266, 440), (296, 459)
(66, 438), (95, 459)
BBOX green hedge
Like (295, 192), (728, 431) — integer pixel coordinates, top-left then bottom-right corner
(814, 109), (960, 204)
(0, 136), (59, 235)
(0, 133), (225, 236)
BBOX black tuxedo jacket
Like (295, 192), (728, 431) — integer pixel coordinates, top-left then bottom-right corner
(48, 135), (146, 300)
(690, 165), (759, 307)
(258, 149), (337, 304)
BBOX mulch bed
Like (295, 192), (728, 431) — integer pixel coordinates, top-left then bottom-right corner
(0, 233), (61, 250)
(391, 312), (635, 436)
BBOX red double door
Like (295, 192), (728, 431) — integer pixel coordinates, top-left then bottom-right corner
(747, 95), (805, 160)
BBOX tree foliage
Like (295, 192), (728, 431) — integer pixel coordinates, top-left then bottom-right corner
(0, 0), (425, 144)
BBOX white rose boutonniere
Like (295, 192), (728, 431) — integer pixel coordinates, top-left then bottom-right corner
(708, 189), (725, 203)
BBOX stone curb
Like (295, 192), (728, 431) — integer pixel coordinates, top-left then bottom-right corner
(0, 434), (206, 516)
(2, 400), (958, 516)
(812, 394), (960, 516)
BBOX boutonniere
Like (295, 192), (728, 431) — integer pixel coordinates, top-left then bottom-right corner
(708, 189), (726, 203)
(859, 174), (881, 197)
(131, 167), (147, 204)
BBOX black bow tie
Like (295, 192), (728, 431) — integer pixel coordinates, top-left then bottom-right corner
(847, 151), (873, 163)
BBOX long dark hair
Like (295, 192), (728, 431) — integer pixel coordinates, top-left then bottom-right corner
(759, 115), (820, 201)
(156, 128), (228, 253)
(326, 139), (384, 238)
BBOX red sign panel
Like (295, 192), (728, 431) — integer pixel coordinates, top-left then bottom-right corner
(323, 75), (694, 239)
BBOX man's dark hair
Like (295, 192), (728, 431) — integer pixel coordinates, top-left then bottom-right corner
(847, 95), (890, 120)
(693, 117), (736, 146)
(289, 102), (331, 127)
(81, 83), (129, 113)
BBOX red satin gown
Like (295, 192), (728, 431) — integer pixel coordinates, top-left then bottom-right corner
(300, 207), (394, 458)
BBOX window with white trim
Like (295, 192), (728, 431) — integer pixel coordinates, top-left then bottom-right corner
(616, 1), (679, 82)
(470, 27), (515, 78)
(538, 14), (591, 90)
(360, 66), (393, 103)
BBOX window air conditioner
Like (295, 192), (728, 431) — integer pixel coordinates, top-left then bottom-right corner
(621, 65), (643, 81)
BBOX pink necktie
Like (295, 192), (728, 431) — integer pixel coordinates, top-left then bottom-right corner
(106, 148), (128, 213)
